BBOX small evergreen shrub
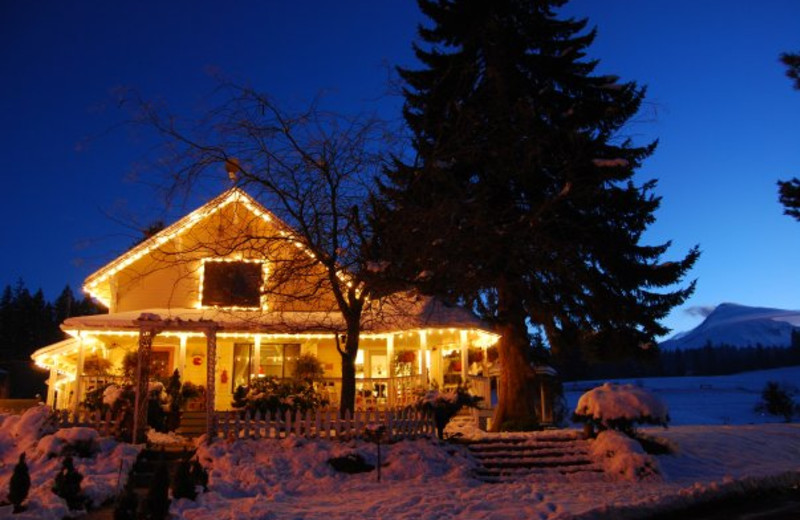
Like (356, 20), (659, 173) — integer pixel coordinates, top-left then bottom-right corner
(143, 460), (170, 520)
(171, 459), (196, 500)
(189, 458), (209, 492)
(328, 453), (374, 474)
(8, 453), (30, 513)
(52, 456), (87, 511)
(755, 381), (797, 422)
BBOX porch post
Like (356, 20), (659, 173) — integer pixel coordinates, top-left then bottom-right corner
(253, 334), (261, 380)
(177, 334), (187, 376)
(72, 334), (86, 416)
(46, 364), (57, 408)
(204, 326), (218, 443)
(386, 334), (394, 406)
(133, 326), (157, 444)
(419, 330), (428, 384)
(459, 330), (469, 384)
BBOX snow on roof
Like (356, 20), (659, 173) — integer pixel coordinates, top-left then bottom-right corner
(57, 294), (491, 336)
(82, 188), (284, 306)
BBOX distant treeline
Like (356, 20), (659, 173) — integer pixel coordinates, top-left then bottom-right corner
(0, 280), (104, 398)
(556, 329), (800, 381)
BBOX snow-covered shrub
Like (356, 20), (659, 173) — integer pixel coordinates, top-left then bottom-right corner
(589, 430), (661, 481)
(755, 381), (797, 422)
(573, 382), (669, 436)
(414, 385), (482, 439)
(231, 377), (330, 416)
(37, 427), (99, 459)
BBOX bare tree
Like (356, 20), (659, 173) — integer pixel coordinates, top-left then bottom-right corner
(139, 83), (401, 415)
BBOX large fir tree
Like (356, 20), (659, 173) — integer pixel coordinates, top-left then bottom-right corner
(378, 0), (698, 429)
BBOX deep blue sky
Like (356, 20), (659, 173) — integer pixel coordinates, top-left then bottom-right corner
(1, 1), (798, 337)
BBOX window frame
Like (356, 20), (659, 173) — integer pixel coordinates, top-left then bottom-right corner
(198, 258), (268, 310)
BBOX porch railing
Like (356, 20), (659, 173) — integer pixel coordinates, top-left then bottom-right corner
(54, 409), (128, 437)
(216, 407), (434, 441)
(318, 374), (427, 410)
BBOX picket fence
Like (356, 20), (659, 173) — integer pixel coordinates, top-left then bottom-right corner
(215, 407), (435, 441)
(55, 409), (128, 437)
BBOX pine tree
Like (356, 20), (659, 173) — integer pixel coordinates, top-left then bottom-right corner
(378, 0), (697, 429)
(777, 52), (800, 221)
(52, 456), (86, 511)
(189, 458), (209, 492)
(8, 453), (30, 513)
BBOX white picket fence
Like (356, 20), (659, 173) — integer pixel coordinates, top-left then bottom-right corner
(55, 409), (128, 437)
(215, 407), (435, 441)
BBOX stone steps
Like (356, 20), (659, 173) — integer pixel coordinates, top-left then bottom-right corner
(465, 433), (604, 483)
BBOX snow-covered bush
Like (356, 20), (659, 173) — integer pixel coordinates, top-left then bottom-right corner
(37, 427), (99, 458)
(232, 377), (330, 416)
(414, 385), (482, 439)
(589, 430), (661, 481)
(573, 382), (669, 436)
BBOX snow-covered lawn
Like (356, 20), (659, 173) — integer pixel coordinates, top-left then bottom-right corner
(1, 366), (799, 519)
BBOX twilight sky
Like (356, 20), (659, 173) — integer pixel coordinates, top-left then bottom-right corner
(1, 0), (798, 337)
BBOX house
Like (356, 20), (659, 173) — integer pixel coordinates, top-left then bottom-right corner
(31, 187), (509, 438)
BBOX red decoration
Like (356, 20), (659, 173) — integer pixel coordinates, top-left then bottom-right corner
(192, 356), (203, 366)
(221, 369), (228, 384)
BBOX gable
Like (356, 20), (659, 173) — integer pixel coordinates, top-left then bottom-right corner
(83, 188), (335, 313)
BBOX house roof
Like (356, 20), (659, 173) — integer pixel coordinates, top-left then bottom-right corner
(59, 293), (490, 336)
(83, 188), (284, 307)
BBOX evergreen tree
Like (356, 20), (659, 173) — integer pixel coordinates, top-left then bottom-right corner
(8, 453), (30, 513)
(378, 0), (697, 429)
(52, 456), (86, 511)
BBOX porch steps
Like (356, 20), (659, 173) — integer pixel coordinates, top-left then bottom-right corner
(465, 432), (604, 483)
(175, 410), (207, 437)
(130, 444), (196, 488)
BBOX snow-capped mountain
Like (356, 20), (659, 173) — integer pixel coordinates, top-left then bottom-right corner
(659, 303), (800, 351)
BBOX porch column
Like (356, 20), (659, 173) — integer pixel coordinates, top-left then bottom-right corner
(46, 364), (57, 408)
(72, 335), (86, 416)
(386, 334), (394, 406)
(204, 326), (219, 443)
(460, 330), (469, 384)
(133, 326), (158, 444)
(177, 335), (187, 376)
(253, 335), (261, 379)
(418, 330), (428, 383)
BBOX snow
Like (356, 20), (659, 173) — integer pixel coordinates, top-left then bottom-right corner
(4, 368), (800, 518)
(0, 405), (141, 519)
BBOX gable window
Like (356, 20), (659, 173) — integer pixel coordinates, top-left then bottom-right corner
(200, 259), (265, 308)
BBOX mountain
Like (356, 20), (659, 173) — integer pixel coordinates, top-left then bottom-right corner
(660, 303), (800, 351)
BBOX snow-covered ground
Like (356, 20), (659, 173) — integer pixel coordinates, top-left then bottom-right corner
(1, 366), (799, 519)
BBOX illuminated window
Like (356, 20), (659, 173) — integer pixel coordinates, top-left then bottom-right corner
(201, 260), (264, 308)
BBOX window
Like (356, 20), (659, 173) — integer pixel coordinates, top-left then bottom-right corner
(231, 343), (301, 391)
(201, 259), (264, 308)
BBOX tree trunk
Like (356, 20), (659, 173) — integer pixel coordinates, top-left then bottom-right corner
(490, 279), (538, 432)
(338, 319), (361, 417)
